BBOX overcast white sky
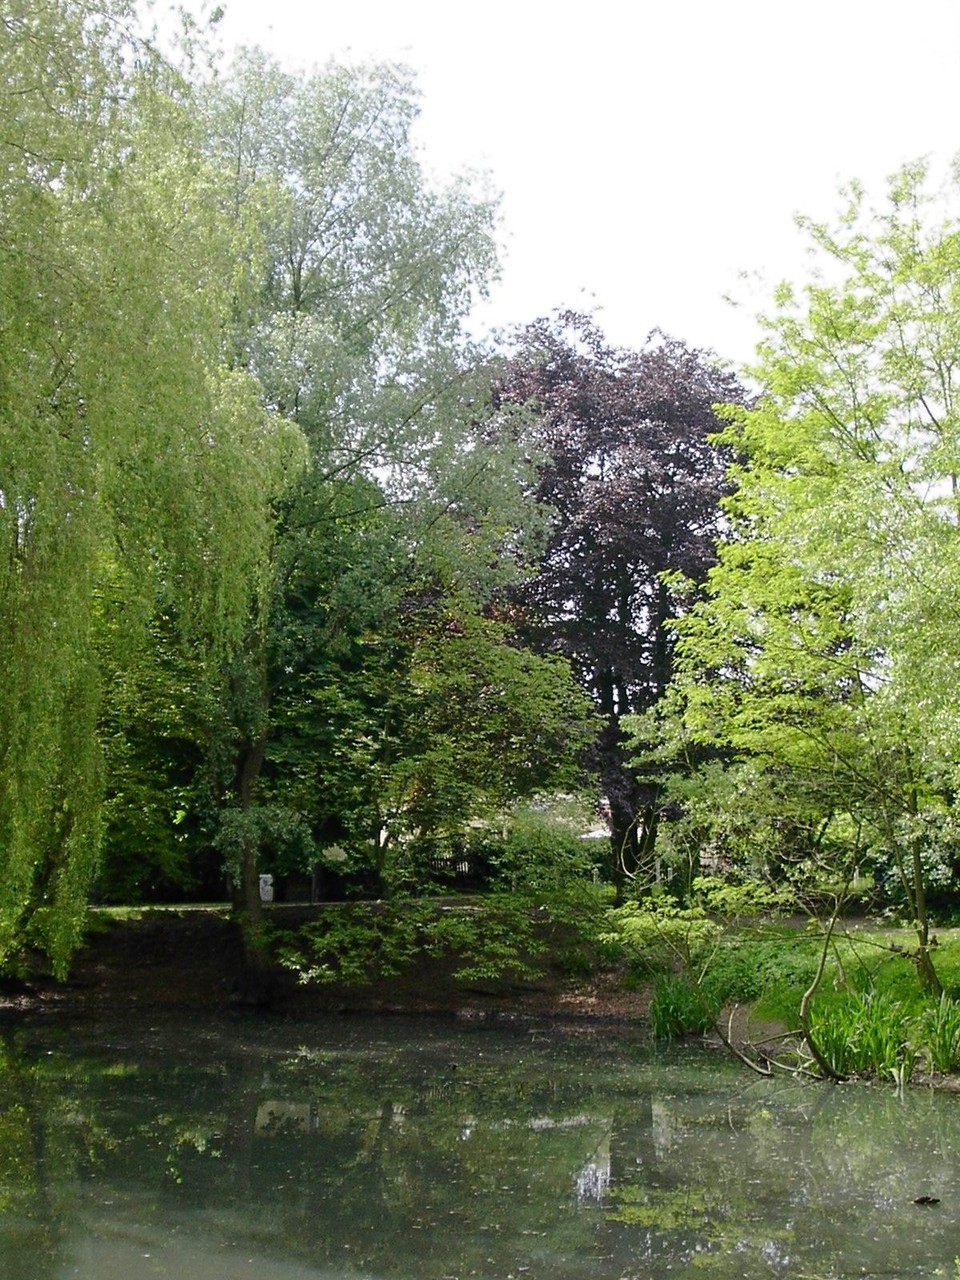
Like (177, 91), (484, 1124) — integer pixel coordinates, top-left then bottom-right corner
(207, 0), (960, 368)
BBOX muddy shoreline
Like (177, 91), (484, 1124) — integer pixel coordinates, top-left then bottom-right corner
(0, 906), (653, 1026)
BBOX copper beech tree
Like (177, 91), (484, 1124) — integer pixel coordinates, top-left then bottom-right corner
(495, 313), (746, 894)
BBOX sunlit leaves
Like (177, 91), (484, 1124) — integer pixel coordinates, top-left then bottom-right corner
(0, 1), (303, 972)
(668, 160), (960, 926)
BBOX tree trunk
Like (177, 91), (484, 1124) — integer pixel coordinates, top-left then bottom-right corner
(905, 785), (942, 997)
(609, 801), (639, 903)
(232, 732), (277, 1007)
(911, 832), (942, 996)
(609, 788), (662, 902)
(797, 895), (848, 1081)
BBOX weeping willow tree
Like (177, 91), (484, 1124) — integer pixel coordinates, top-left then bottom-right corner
(0, 0), (303, 974)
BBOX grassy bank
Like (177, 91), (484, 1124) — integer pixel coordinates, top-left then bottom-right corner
(624, 914), (960, 1082)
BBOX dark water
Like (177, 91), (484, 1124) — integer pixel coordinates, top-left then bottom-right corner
(1, 1012), (959, 1280)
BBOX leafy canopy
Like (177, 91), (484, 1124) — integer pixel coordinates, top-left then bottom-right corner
(662, 161), (960, 976)
(0, 1), (303, 971)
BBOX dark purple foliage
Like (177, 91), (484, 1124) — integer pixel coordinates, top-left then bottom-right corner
(495, 312), (746, 888)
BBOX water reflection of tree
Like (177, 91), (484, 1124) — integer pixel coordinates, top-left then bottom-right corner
(603, 1082), (960, 1278)
(214, 1055), (616, 1277)
(0, 1031), (116, 1280)
(0, 1030), (622, 1277)
(5, 1028), (960, 1279)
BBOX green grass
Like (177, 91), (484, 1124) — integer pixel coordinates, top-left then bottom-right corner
(918, 994), (960, 1073)
(615, 909), (960, 1081)
(702, 924), (960, 1080)
(745, 926), (960, 1020)
(649, 973), (717, 1038)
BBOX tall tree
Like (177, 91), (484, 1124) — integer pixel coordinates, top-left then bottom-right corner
(494, 313), (745, 892)
(668, 161), (960, 989)
(183, 52), (547, 996)
(0, 1), (301, 974)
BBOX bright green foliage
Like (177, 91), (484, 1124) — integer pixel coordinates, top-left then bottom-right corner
(605, 877), (792, 980)
(605, 878), (795, 1038)
(276, 903), (427, 986)
(661, 162), (960, 979)
(0, 2), (302, 971)
(277, 884), (608, 989)
(681, 921), (960, 1079)
(919, 993), (960, 1073)
(648, 974), (717, 1039)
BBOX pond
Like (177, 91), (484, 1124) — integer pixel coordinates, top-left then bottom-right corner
(1, 1012), (959, 1280)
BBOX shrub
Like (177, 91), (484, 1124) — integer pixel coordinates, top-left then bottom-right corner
(918, 994), (960, 1074)
(700, 944), (765, 1005)
(649, 973), (718, 1039)
(807, 990), (916, 1081)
